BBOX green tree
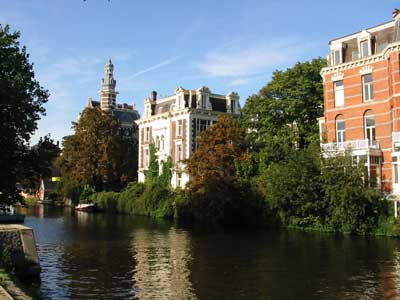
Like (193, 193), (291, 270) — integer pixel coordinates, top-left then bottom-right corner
(146, 143), (159, 183)
(241, 58), (326, 171)
(21, 135), (60, 190)
(0, 24), (49, 207)
(260, 144), (324, 227)
(58, 108), (134, 191)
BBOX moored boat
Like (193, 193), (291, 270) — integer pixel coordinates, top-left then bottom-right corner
(75, 203), (96, 212)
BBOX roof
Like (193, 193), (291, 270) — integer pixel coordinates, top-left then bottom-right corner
(112, 109), (140, 123)
(329, 20), (394, 44)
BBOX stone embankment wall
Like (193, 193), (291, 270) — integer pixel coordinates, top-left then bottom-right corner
(0, 225), (41, 280)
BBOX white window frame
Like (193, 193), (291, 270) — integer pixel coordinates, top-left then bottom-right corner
(336, 119), (346, 144)
(362, 74), (374, 102)
(364, 114), (376, 144)
(334, 80), (344, 107)
(360, 40), (370, 58)
(177, 120), (183, 137)
(332, 49), (341, 65)
(176, 172), (182, 187)
(160, 135), (164, 151)
(144, 127), (150, 142)
(176, 144), (183, 162)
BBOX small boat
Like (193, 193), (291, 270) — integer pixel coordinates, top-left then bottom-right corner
(75, 203), (96, 212)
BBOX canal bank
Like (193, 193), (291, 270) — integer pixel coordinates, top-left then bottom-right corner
(0, 224), (41, 300)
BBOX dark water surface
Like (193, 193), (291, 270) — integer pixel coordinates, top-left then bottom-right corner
(18, 205), (400, 300)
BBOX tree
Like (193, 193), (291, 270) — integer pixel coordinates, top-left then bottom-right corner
(260, 144), (324, 227)
(0, 24), (49, 207)
(58, 108), (135, 191)
(21, 135), (60, 190)
(146, 143), (159, 183)
(186, 114), (246, 190)
(241, 58), (326, 170)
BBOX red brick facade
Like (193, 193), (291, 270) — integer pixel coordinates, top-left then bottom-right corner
(320, 15), (400, 194)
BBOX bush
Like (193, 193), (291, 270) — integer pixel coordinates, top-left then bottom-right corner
(133, 181), (174, 218)
(260, 146), (323, 228)
(321, 154), (387, 234)
(179, 179), (265, 226)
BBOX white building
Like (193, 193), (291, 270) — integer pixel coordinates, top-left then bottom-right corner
(136, 86), (240, 188)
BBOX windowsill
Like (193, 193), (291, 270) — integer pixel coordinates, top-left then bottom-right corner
(363, 99), (374, 103)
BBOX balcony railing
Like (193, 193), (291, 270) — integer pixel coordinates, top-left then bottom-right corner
(321, 139), (379, 152)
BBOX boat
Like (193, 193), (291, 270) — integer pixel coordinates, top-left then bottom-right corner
(75, 203), (96, 212)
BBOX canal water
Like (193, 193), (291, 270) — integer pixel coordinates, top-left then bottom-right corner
(19, 205), (400, 300)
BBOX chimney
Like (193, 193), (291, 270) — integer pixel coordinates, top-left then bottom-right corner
(151, 91), (157, 101)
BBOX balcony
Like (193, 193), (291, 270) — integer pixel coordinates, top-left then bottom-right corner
(321, 139), (380, 153)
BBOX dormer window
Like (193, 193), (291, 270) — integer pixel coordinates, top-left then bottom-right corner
(333, 49), (341, 65)
(360, 40), (370, 58)
(201, 95), (206, 110)
(231, 100), (236, 113)
(177, 95), (183, 109)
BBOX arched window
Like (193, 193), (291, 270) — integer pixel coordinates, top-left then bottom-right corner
(156, 136), (160, 150)
(364, 110), (375, 143)
(336, 115), (346, 144)
(161, 135), (165, 151)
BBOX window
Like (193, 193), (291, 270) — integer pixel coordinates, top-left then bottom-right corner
(145, 127), (150, 142)
(145, 148), (149, 167)
(333, 49), (341, 64)
(336, 115), (346, 144)
(176, 144), (183, 162)
(201, 95), (207, 110)
(393, 156), (399, 185)
(177, 95), (182, 109)
(364, 111), (376, 144)
(352, 50), (359, 60)
(362, 74), (374, 102)
(177, 120), (183, 137)
(231, 100), (236, 113)
(161, 135), (164, 151)
(360, 40), (369, 58)
(334, 80), (344, 107)
(156, 136), (160, 150)
(177, 172), (182, 187)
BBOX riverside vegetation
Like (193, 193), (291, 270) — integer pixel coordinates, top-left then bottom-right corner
(55, 57), (400, 235)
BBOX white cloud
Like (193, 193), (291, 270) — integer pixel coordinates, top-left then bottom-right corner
(229, 78), (252, 86)
(198, 39), (309, 77)
(130, 56), (180, 78)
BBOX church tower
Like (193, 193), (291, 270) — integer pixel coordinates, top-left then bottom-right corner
(100, 59), (118, 110)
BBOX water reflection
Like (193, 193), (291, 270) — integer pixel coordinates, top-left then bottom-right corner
(131, 228), (196, 300)
(18, 206), (400, 300)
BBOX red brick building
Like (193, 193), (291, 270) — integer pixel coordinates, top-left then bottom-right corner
(320, 9), (400, 194)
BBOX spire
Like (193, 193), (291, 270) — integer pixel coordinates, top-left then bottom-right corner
(100, 58), (117, 110)
(101, 58), (116, 92)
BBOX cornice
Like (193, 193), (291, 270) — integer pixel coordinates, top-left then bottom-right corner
(321, 41), (400, 76)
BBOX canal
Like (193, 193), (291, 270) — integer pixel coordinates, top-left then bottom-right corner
(19, 205), (400, 299)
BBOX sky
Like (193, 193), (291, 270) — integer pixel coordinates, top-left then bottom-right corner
(1, 0), (398, 144)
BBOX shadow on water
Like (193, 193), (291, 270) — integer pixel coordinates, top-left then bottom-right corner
(17, 205), (400, 300)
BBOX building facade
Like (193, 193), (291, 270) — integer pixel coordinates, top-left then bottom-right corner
(87, 59), (140, 138)
(136, 87), (240, 188)
(319, 10), (400, 194)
